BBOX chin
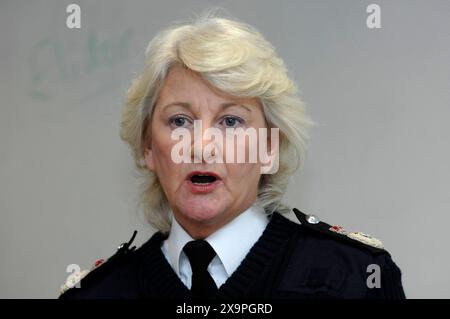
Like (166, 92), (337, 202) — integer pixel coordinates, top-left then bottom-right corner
(176, 196), (227, 225)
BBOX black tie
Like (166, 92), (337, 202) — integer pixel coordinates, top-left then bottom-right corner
(183, 240), (218, 298)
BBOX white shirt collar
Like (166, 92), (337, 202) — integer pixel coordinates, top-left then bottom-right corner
(205, 204), (268, 276)
(162, 202), (269, 278)
(164, 213), (194, 276)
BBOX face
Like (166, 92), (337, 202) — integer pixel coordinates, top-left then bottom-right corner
(144, 65), (269, 239)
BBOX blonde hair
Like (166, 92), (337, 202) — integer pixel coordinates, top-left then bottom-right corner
(120, 9), (314, 234)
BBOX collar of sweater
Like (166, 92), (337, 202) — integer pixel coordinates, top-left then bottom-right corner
(138, 212), (299, 298)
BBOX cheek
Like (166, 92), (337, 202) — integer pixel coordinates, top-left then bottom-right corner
(151, 140), (185, 200)
(153, 141), (179, 176)
(151, 124), (176, 163)
(152, 140), (172, 163)
(151, 136), (181, 179)
(225, 163), (261, 189)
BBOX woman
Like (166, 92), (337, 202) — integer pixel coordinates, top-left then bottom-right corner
(59, 11), (405, 299)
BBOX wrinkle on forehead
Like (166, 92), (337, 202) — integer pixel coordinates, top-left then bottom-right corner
(159, 64), (262, 111)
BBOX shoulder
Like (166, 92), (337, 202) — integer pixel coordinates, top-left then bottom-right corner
(291, 208), (387, 255)
(274, 208), (406, 298)
(58, 231), (165, 299)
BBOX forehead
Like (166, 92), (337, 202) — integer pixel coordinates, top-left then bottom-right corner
(157, 65), (260, 108)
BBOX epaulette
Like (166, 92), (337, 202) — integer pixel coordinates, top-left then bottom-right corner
(292, 208), (389, 256)
(59, 230), (138, 296)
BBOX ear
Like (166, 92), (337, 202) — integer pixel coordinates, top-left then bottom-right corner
(144, 144), (155, 171)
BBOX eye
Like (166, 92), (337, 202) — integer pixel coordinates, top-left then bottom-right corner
(169, 115), (191, 128)
(221, 116), (243, 128)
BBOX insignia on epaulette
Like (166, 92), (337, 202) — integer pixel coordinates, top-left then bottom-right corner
(292, 208), (386, 252)
(329, 225), (384, 249)
(59, 231), (137, 296)
(347, 231), (384, 249)
(59, 258), (106, 295)
(329, 225), (349, 235)
(59, 268), (90, 295)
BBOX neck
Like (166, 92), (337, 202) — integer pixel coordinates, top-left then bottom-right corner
(173, 203), (254, 239)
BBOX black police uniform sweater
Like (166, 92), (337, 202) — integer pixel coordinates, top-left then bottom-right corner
(59, 212), (406, 299)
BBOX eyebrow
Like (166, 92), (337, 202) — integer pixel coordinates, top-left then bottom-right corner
(162, 101), (252, 113)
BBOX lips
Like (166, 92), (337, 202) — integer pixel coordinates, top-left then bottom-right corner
(185, 171), (222, 194)
(186, 171), (221, 184)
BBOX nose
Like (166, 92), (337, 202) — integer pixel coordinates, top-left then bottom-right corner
(191, 119), (223, 163)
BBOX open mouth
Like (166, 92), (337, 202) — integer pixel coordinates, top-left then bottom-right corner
(187, 171), (220, 185)
(191, 175), (217, 184)
(185, 171), (221, 194)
